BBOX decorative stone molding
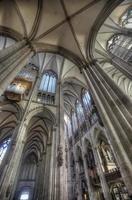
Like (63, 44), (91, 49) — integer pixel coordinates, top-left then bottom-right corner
(57, 145), (63, 167)
(65, 145), (68, 168)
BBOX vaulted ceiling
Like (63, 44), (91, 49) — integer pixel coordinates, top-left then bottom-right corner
(0, 0), (130, 114)
(0, 0), (112, 64)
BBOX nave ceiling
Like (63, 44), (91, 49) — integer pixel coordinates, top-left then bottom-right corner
(0, 0), (121, 63)
(0, 0), (131, 115)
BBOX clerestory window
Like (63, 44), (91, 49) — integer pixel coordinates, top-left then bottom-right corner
(120, 7), (132, 29)
(39, 71), (57, 94)
(0, 138), (10, 165)
(107, 34), (132, 63)
(0, 35), (15, 50)
(76, 100), (85, 127)
(20, 190), (29, 200)
(71, 111), (78, 135)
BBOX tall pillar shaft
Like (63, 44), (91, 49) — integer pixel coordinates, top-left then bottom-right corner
(43, 144), (52, 199)
(91, 142), (112, 200)
(55, 82), (68, 200)
(33, 153), (46, 200)
(0, 75), (39, 200)
(81, 145), (97, 200)
(49, 127), (58, 200)
(83, 63), (132, 195)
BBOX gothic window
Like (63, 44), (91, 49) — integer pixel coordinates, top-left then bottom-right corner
(120, 8), (132, 29)
(39, 71), (57, 93)
(64, 114), (72, 138)
(82, 89), (98, 125)
(0, 138), (10, 165)
(99, 141), (117, 172)
(82, 90), (92, 113)
(76, 100), (87, 133)
(76, 100), (85, 126)
(86, 148), (95, 169)
(20, 190), (30, 200)
(0, 35), (15, 50)
(70, 153), (76, 178)
(111, 183), (130, 200)
(107, 34), (132, 63)
(71, 111), (78, 135)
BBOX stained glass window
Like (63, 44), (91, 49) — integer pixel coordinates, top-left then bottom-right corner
(0, 35), (15, 50)
(64, 114), (72, 138)
(107, 34), (132, 63)
(82, 90), (92, 115)
(71, 111), (78, 134)
(76, 100), (85, 127)
(20, 191), (29, 200)
(82, 89), (99, 125)
(0, 138), (10, 165)
(39, 71), (57, 93)
(120, 8), (132, 29)
(111, 183), (130, 200)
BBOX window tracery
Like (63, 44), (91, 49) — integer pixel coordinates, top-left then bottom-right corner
(0, 138), (10, 165)
(82, 89), (98, 125)
(20, 190), (30, 200)
(99, 141), (117, 172)
(64, 114), (72, 138)
(76, 100), (87, 133)
(107, 34), (132, 63)
(39, 71), (57, 93)
(111, 183), (130, 200)
(71, 111), (79, 137)
(120, 8), (132, 29)
(0, 35), (15, 50)
(38, 71), (57, 104)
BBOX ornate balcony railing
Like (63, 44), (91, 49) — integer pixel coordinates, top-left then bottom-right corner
(37, 92), (55, 105)
(105, 167), (121, 182)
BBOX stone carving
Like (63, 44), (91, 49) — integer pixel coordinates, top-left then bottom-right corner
(57, 145), (63, 167)
(65, 146), (68, 168)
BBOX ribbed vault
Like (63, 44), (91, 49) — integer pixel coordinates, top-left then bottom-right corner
(0, 0), (114, 64)
(23, 110), (54, 162)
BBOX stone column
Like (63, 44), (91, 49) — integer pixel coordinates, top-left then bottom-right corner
(83, 62), (132, 196)
(91, 141), (112, 200)
(111, 56), (132, 79)
(55, 82), (68, 200)
(65, 136), (73, 200)
(0, 75), (39, 200)
(73, 149), (82, 200)
(49, 126), (58, 200)
(0, 39), (34, 95)
(81, 144), (97, 200)
(42, 144), (52, 200)
(33, 152), (46, 200)
(70, 126), (82, 200)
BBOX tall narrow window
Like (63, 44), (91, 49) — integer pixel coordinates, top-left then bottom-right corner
(111, 183), (130, 200)
(120, 8), (132, 29)
(82, 90), (92, 112)
(39, 71), (57, 93)
(0, 138), (10, 165)
(64, 114), (72, 138)
(0, 35), (15, 50)
(71, 111), (78, 135)
(82, 89), (98, 125)
(107, 34), (132, 63)
(76, 100), (87, 133)
(76, 100), (85, 126)
(20, 190), (29, 200)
